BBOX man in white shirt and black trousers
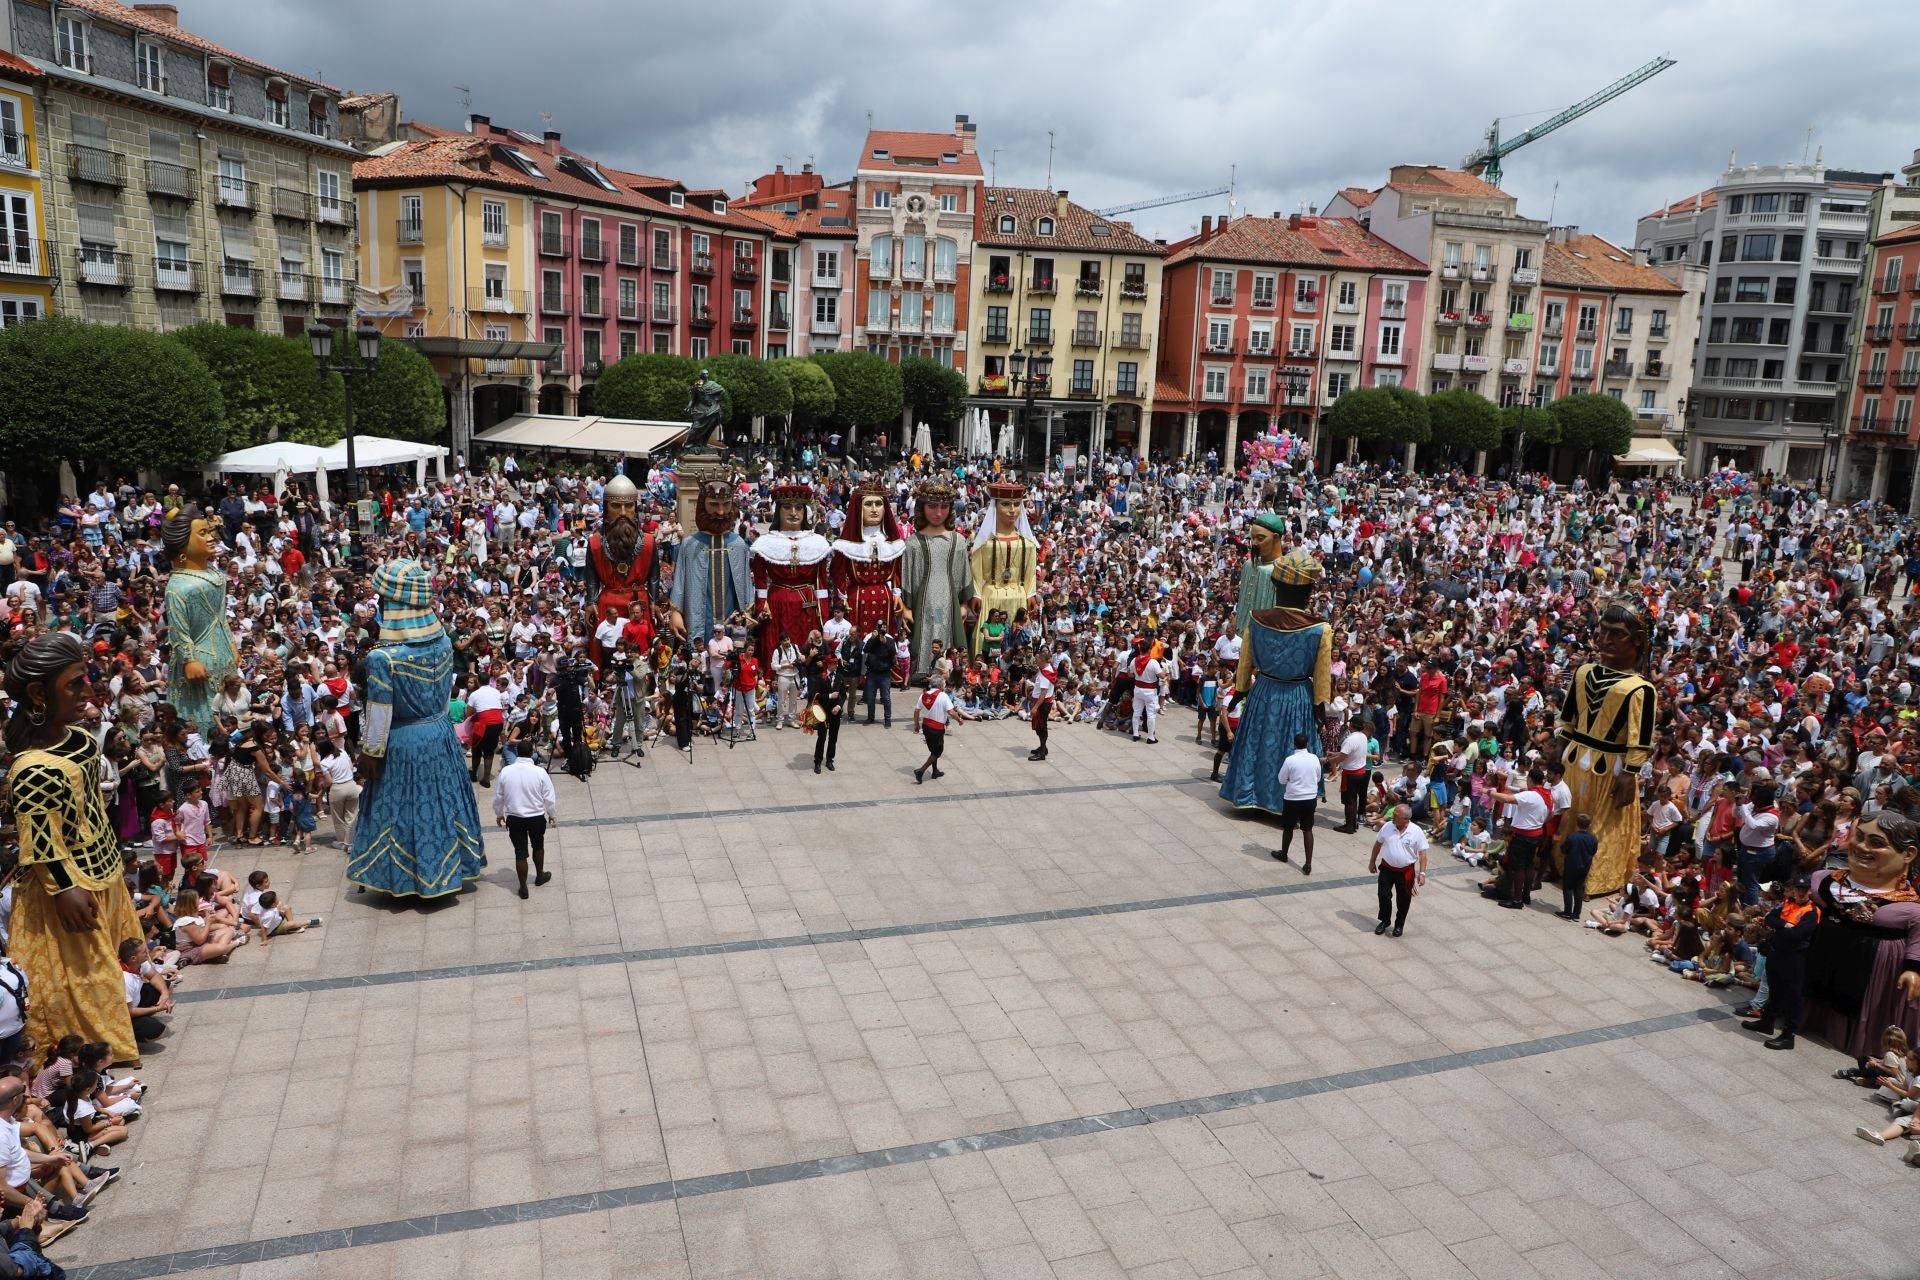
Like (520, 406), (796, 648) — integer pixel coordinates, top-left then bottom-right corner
(1490, 765), (1553, 910)
(492, 746), (558, 900)
(1273, 733), (1323, 874)
(913, 676), (968, 784)
(1369, 804), (1429, 937)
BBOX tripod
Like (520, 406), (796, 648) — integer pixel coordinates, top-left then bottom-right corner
(603, 677), (647, 769)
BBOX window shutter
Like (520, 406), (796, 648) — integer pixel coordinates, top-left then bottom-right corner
(148, 130), (181, 164)
(308, 93), (328, 118)
(72, 115), (109, 148)
(206, 61), (230, 88)
(265, 79), (288, 102)
(277, 233), (306, 261)
(222, 227), (255, 260)
(154, 211), (189, 241)
(77, 202), (116, 244)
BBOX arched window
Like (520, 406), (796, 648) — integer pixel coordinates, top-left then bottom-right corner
(998, 215), (1015, 233)
(1037, 217), (1054, 236)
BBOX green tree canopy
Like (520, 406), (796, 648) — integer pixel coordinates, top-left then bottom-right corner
(1325, 386), (1429, 443)
(296, 338), (446, 445)
(708, 353), (791, 423)
(167, 323), (334, 450)
(595, 353), (702, 422)
(0, 316), (225, 472)
(1501, 403), (1559, 448)
(900, 355), (968, 427)
(810, 351), (904, 429)
(1425, 389), (1502, 452)
(1548, 392), (1635, 456)
(775, 356), (836, 428)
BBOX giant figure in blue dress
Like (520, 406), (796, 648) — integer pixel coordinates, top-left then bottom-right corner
(347, 560), (486, 900)
(1219, 547), (1331, 819)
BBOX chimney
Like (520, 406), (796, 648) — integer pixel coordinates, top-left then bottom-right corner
(133, 3), (178, 25)
(467, 113), (490, 135)
(802, 161), (813, 174)
(542, 129), (561, 156)
(1273, 211), (1283, 219)
(1201, 215), (1213, 240)
(954, 113), (968, 137)
(1056, 190), (1068, 215)
(962, 121), (976, 156)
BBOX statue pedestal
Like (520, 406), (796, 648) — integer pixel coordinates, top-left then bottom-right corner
(675, 445), (728, 532)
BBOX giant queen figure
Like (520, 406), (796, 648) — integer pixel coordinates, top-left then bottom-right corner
(1555, 598), (1658, 899)
(161, 509), (239, 738)
(831, 482), (906, 639)
(670, 478), (754, 645)
(969, 481), (1039, 653)
(585, 473), (661, 666)
(901, 479), (973, 679)
(750, 483), (832, 665)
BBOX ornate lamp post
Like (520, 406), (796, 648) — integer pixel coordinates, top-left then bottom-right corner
(1006, 349), (1053, 471)
(309, 324), (384, 516)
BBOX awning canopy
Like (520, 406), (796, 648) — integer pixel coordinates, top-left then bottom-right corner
(407, 337), (560, 361)
(209, 441), (330, 475)
(473, 413), (690, 457)
(322, 435), (448, 469)
(1617, 437), (1684, 466)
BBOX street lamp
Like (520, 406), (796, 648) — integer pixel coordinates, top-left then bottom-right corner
(1678, 396), (1695, 477)
(310, 323), (383, 518)
(1509, 385), (1547, 475)
(1006, 349), (1052, 471)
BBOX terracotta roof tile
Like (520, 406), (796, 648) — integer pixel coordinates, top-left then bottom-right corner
(1164, 214), (1425, 273)
(56, 0), (336, 91)
(1384, 166), (1508, 200)
(1541, 234), (1684, 295)
(1335, 186), (1378, 209)
(734, 183), (860, 239)
(1154, 375), (1189, 403)
(857, 129), (983, 178)
(0, 50), (45, 79)
(1874, 222), (1920, 248)
(1643, 189), (1718, 220)
(975, 188), (1165, 254)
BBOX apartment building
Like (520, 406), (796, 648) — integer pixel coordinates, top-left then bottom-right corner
(1155, 212), (1425, 465)
(0, 49), (51, 325)
(354, 113), (776, 452)
(1635, 158), (1888, 480)
(737, 164), (856, 356)
(1325, 165), (1547, 409)
(2, 0), (357, 334)
(967, 186), (1165, 460)
(849, 116), (981, 374)
(1834, 148), (1920, 506)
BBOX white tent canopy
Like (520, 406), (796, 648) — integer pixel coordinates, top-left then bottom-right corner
(1617, 437), (1683, 466)
(323, 435), (446, 470)
(473, 413), (690, 458)
(208, 441), (330, 476)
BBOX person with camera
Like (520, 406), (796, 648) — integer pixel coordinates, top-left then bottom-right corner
(861, 625), (898, 728)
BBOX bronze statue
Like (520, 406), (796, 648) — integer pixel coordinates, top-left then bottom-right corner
(684, 368), (727, 447)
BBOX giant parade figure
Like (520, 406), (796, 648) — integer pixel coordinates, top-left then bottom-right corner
(161, 509), (239, 738)
(1554, 598), (1658, 898)
(969, 481), (1039, 653)
(670, 478), (754, 645)
(901, 479), (973, 680)
(750, 483), (832, 666)
(1220, 548), (1332, 820)
(584, 473), (661, 666)
(347, 561), (487, 900)
(5, 634), (147, 1064)
(1233, 512), (1290, 638)
(831, 482), (907, 639)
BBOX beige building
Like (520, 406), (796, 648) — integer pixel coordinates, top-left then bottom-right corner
(2, 0), (358, 333)
(967, 187), (1165, 462)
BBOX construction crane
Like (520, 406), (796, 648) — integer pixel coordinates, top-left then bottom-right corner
(1094, 186), (1231, 218)
(1463, 55), (1676, 188)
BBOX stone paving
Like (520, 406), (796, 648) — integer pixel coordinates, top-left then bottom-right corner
(56, 713), (1920, 1279)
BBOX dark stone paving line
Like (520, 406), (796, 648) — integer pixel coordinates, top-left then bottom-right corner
(174, 864), (1480, 1006)
(68, 1004), (1736, 1280)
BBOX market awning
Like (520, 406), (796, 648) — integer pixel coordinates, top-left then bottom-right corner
(472, 413), (690, 457)
(406, 337), (560, 361)
(1617, 437), (1684, 465)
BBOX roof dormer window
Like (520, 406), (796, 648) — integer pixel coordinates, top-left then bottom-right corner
(206, 60), (232, 112)
(499, 146), (549, 179)
(265, 78), (290, 126)
(713, 198), (726, 215)
(871, 148), (889, 160)
(941, 152), (957, 164)
(669, 191), (685, 208)
(1036, 217), (1054, 237)
(55, 11), (89, 72)
(998, 215), (1014, 233)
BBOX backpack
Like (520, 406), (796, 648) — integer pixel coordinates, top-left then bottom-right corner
(0, 958), (28, 1027)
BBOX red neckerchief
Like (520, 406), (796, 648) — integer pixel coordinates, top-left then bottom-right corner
(921, 691), (940, 711)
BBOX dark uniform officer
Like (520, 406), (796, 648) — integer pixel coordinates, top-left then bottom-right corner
(1742, 872), (1821, 1051)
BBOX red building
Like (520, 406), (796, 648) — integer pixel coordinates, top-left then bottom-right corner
(1154, 214), (1427, 465)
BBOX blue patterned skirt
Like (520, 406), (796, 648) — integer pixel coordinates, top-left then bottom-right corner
(346, 716), (486, 899)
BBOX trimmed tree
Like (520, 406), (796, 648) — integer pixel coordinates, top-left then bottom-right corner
(595, 353), (702, 422)
(775, 356), (836, 433)
(708, 353), (791, 428)
(168, 323), (334, 450)
(1501, 403), (1559, 448)
(1325, 386), (1429, 445)
(900, 355), (968, 427)
(0, 316), (226, 472)
(811, 351), (904, 433)
(1549, 392), (1635, 477)
(297, 339), (446, 445)
(1425, 389), (1502, 453)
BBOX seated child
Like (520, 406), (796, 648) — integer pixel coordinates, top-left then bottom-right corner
(1454, 816), (1492, 866)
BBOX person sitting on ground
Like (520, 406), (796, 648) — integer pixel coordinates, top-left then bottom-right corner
(52, 1068), (130, 1153)
(1454, 815), (1491, 866)
(72, 1043), (141, 1119)
(167, 891), (241, 966)
(240, 871), (320, 946)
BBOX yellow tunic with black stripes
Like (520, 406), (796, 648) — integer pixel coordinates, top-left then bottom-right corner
(1557, 662), (1657, 898)
(9, 727), (145, 1064)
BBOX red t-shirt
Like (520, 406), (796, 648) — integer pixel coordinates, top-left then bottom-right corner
(734, 656), (760, 692)
(1415, 670), (1448, 716)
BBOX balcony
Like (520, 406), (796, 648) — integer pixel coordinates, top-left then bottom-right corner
(1335, 297), (1359, 314)
(276, 270), (307, 302)
(1897, 369), (1920, 388)
(689, 304), (714, 326)
(1431, 352), (1462, 370)
(1109, 378), (1143, 399)
(617, 240), (641, 268)
(1025, 329), (1055, 346)
(397, 217), (425, 245)
(1821, 208), (1871, 229)
(808, 313), (839, 336)
(540, 289), (570, 315)
(1510, 267), (1538, 287)
(811, 269), (841, 290)
(1643, 362), (1670, 379)
(468, 287), (529, 314)
(1436, 310), (1462, 327)
(770, 308), (791, 332)
(1465, 313), (1491, 328)
(617, 297), (640, 321)
(1699, 375), (1785, 391)
(1203, 342), (1234, 356)
(1505, 314), (1534, 333)
(75, 248), (132, 288)
(0, 238), (53, 280)
(539, 233), (571, 258)
(1069, 327), (1102, 347)
(1861, 369), (1887, 388)
(1242, 342), (1274, 359)
(653, 301), (678, 324)
(931, 264), (955, 284)
(1120, 283), (1149, 302)
(1461, 354), (1490, 372)
(1286, 345), (1317, 360)
(1634, 407), (1673, 423)
(1241, 385), (1270, 404)
(981, 325), (1011, 345)
(1647, 325), (1669, 341)
(1538, 361), (1559, 375)
(220, 264), (264, 298)
(977, 376), (1010, 396)
(1852, 414), (1904, 440)
(1502, 358), (1530, 376)
(1603, 359), (1635, 377)
(318, 199), (353, 229)
(1877, 278), (1904, 296)
(1471, 264), (1496, 282)
(1807, 298), (1852, 315)
(1905, 321), (1920, 342)
(1295, 294), (1319, 312)
(1576, 324), (1598, 339)
(145, 159), (196, 201)
(1066, 381), (1099, 400)
(1028, 277), (1057, 296)
(579, 291), (605, 319)
(68, 143), (125, 188)
(1075, 279), (1102, 298)
(732, 310), (756, 331)
(1381, 299), (1406, 319)
(653, 249), (678, 272)
(1377, 349), (1407, 367)
(1543, 319), (1564, 337)
(1869, 324), (1895, 344)
(984, 277), (1014, 295)
(214, 178), (257, 213)
(732, 256), (757, 278)
(690, 253), (715, 275)
(1440, 263), (1462, 279)
(543, 350), (567, 376)
(1110, 332), (1150, 350)
(152, 258), (198, 293)
(1813, 255), (1859, 274)
(579, 237), (607, 264)
(1210, 293), (1235, 307)
(271, 187), (310, 223)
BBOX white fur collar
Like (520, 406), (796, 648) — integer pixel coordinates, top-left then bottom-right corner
(750, 530), (832, 565)
(832, 531), (906, 564)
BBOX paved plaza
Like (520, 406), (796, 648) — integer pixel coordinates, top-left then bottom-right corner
(59, 716), (1918, 1280)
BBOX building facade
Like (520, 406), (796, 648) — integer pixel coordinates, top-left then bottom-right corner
(849, 116), (981, 377)
(1154, 213), (1426, 466)
(1325, 165), (1547, 410)
(3, 0), (357, 335)
(1635, 159), (1887, 480)
(736, 164), (856, 356)
(966, 186), (1165, 461)
(0, 49), (52, 325)
(1835, 148), (1920, 506)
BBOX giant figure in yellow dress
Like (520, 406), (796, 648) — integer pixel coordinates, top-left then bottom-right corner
(5, 633), (146, 1064)
(1556, 599), (1658, 899)
(968, 481), (1039, 653)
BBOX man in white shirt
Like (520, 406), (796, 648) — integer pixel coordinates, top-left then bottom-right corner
(1129, 640), (1164, 743)
(493, 746), (559, 900)
(1490, 766), (1553, 911)
(1329, 724), (1371, 833)
(315, 739), (360, 850)
(1369, 804), (1429, 937)
(1274, 733), (1324, 873)
(913, 677), (965, 784)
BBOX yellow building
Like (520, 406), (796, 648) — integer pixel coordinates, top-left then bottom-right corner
(0, 51), (54, 324)
(966, 188), (1165, 461)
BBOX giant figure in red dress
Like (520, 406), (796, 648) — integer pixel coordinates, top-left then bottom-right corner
(750, 483), (832, 667)
(585, 473), (661, 667)
(831, 483), (906, 640)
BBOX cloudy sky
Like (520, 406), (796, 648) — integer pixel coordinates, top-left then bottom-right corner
(203, 0), (1919, 246)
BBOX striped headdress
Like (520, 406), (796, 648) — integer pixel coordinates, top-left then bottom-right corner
(374, 559), (443, 643)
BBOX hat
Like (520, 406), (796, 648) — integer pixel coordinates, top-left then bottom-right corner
(92, 640), (109, 654)
(1272, 549), (1324, 587)
(986, 481), (1028, 501)
(373, 560), (443, 643)
(1250, 512), (1288, 536)
(770, 483), (813, 505)
(603, 473), (640, 505)
(914, 479), (956, 502)
(1787, 872), (1815, 891)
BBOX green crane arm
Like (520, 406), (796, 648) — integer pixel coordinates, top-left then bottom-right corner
(1464, 55), (1676, 188)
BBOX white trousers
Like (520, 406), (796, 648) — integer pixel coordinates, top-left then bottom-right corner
(1131, 688), (1160, 739)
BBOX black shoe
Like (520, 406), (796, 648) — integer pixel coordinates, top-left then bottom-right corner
(932, 768), (944, 779)
(85, 1165), (120, 1185)
(1301, 863), (1312, 876)
(914, 766), (925, 785)
(1391, 927), (1403, 937)
(1764, 1032), (1795, 1051)
(534, 871), (552, 888)
(1273, 849), (1289, 862)
(518, 886), (529, 900)
(826, 761), (835, 771)
(1335, 825), (1358, 834)
(1498, 900), (1524, 910)
(1374, 922), (1389, 935)
(47, 1202), (86, 1223)
(1209, 772), (1220, 782)
(1740, 1018), (1774, 1035)
(865, 718), (875, 725)
(814, 762), (822, 774)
